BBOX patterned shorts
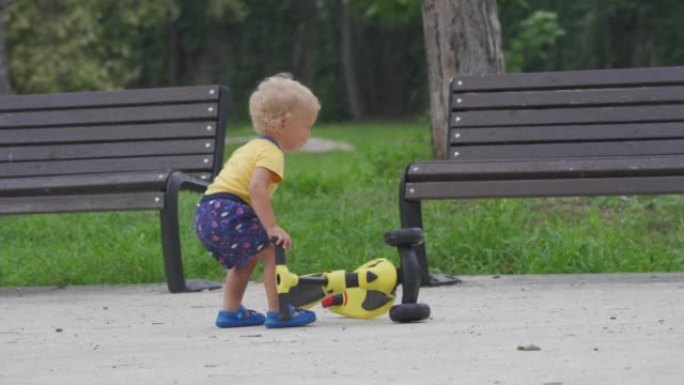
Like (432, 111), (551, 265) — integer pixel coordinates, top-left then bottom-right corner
(194, 194), (269, 270)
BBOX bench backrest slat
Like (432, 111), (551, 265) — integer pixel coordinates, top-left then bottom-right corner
(0, 192), (165, 215)
(0, 85), (228, 180)
(449, 66), (684, 161)
(0, 86), (220, 111)
(452, 122), (684, 144)
(0, 103), (218, 128)
(0, 122), (216, 145)
(453, 66), (684, 91)
(453, 86), (684, 110)
(454, 105), (684, 127)
(0, 172), (169, 195)
(453, 139), (684, 160)
(0, 139), (214, 162)
(0, 155), (211, 178)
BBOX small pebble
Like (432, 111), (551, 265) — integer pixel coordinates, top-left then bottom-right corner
(517, 344), (541, 351)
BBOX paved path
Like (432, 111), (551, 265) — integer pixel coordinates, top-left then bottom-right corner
(2, 273), (683, 385)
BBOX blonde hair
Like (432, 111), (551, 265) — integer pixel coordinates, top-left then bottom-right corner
(248, 73), (321, 134)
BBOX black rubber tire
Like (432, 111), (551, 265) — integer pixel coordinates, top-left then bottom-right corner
(389, 302), (431, 323)
(384, 228), (424, 247)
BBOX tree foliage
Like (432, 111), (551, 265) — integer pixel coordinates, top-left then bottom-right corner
(499, 0), (684, 71)
(8, 1), (157, 92)
(3, 0), (684, 120)
(504, 10), (564, 72)
(0, 0), (12, 93)
(348, 0), (421, 25)
(5, 0), (243, 93)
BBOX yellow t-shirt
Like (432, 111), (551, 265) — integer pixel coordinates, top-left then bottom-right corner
(205, 138), (284, 205)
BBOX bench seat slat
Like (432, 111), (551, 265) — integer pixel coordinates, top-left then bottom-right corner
(407, 156), (684, 182)
(450, 123), (684, 144)
(0, 171), (171, 197)
(452, 66), (684, 92)
(450, 139), (684, 160)
(0, 103), (218, 128)
(405, 176), (684, 200)
(0, 139), (215, 162)
(453, 85), (684, 110)
(0, 155), (213, 178)
(453, 104), (684, 127)
(0, 122), (217, 145)
(0, 86), (221, 112)
(0, 192), (165, 215)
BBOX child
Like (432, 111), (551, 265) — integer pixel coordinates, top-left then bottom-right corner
(195, 73), (320, 328)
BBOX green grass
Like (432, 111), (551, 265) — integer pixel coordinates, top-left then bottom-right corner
(1, 120), (683, 287)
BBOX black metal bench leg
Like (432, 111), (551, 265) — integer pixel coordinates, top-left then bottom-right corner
(160, 172), (221, 293)
(399, 172), (461, 287)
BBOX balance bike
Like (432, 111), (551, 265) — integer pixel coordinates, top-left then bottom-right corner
(273, 228), (431, 323)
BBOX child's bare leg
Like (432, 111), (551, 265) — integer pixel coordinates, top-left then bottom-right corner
(222, 255), (259, 311)
(261, 246), (279, 312)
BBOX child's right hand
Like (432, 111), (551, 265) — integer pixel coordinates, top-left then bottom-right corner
(268, 226), (292, 250)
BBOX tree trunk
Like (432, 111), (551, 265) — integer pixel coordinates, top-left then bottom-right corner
(291, 0), (316, 84)
(168, 20), (180, 86)
(340, 0), (364, 120)
(421, 0), (504, 159)
(0, 1), (13, 94)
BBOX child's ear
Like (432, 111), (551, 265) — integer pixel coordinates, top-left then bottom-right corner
(277, 115), (287, 130)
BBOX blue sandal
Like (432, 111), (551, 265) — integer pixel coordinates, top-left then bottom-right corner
(265, 305), (316, 328)
(216, 305), (265, 328)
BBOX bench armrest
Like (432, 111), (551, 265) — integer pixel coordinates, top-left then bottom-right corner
(160, 170), (215, 293)
(168, 172), (210, 194)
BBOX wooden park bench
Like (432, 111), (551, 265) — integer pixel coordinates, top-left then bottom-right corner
(400, 66), (684, 286)
(0, 85), (229, 292)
